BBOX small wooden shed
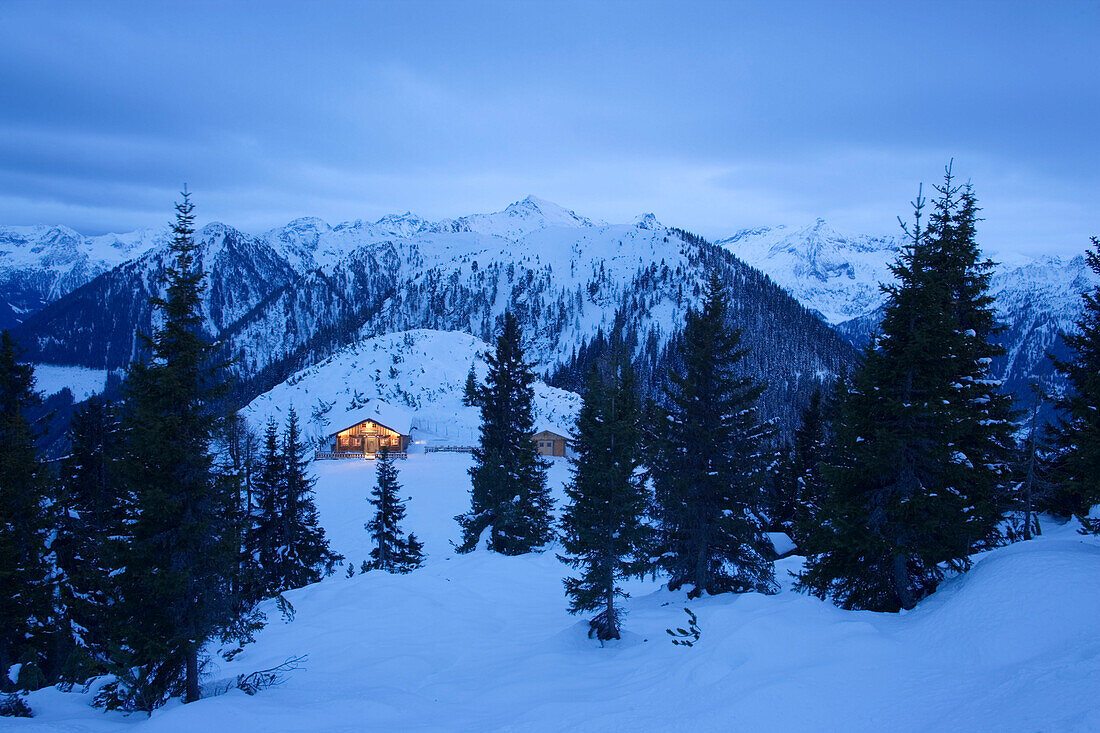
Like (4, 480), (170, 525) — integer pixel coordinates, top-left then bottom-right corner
(532, 429), (569, 457)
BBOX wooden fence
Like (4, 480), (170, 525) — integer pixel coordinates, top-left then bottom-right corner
(314, 451), (408, 461)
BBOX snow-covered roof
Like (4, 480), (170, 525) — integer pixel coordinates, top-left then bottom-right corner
(327, 399), (413, 437)
(533, 428), (571, 440)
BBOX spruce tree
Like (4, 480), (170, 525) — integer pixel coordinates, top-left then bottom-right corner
(366, 448), (424, 573)
(797, 172), (1014, 611)
(1050, 236), (1100, 526)
(274, 408), (342, 590)
(652, 273), (776, 598)
(462, 363), (479, 407)
(456, 311), (553, 554)
(929, 181), (1015, 549)
(53, 396), (123, 684)
(770, 386), (831, 544)
(0, 332), (51, 691)
(108, 191), (238, 709)
(217, 413), (264, 644)
(559, 358), (653, 641)
(251, 419), (284, 598)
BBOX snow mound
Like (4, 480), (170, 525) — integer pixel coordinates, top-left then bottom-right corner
(909, 536), (1100, 669)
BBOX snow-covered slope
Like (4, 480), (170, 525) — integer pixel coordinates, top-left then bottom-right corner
(20, 455), (1100, 731)
(15, 222), (296, 369)
(31, 364), (109, 401)
(243, 329), (581, 449)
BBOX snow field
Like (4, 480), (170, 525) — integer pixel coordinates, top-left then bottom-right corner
(31, 364), (109, 402)
(15, 453), (1100, 732)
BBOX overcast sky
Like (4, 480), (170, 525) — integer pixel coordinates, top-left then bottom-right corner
(1, 0), (1096, 256)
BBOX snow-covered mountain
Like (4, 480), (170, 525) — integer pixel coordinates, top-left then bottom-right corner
(11, 198), (851, 434)
(8, 199), (1094, 425)
(718, 219), (902, 325)
(0, 224), (167, 329)
(264, 197), (594, 273)
(720, 219), (1099, 404)
(15, 223), (296, 369)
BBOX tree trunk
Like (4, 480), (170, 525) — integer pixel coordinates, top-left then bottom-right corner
(892, 553), (915, 610)
(692, 536), (709, 599)
(185, 646), (200, 703)
(1023, 396), (1041, 541)
(0, 643), (10, 693)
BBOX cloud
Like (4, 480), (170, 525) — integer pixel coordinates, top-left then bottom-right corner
(0, 0), (1096, 256)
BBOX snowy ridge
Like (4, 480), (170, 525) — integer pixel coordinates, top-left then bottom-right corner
(259, 195), (595, 272)
(243, 329), (581, 449)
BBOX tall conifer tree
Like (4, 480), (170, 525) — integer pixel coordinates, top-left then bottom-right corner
(0, 333), (51, 691)
(53, 396), (123, 683)
(560, 357), (653, 640)
(250, 419), (284, 598)
(770, 386), (831, 543)
(217, 413), (264, 643)
(273, 409), (341, 591)
(456, 311), (553, 554)
(1050, 236), (1100, 526)
(652, 273), (776, 598)
(798, 171), (1014, 611)
(108, 191), (237, 709)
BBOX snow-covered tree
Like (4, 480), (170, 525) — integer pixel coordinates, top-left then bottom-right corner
(560, 358), (653, 641)
(107, 191), (239, 709)
(456, 311), (553, 555)
(53, 396), (123, 684)
(797, 171), (1014, 611)
(366, 448), (424, 573)
(0, 333), (51, 692)
(253, 410), (342, 596)
(652, 273), (776, 598)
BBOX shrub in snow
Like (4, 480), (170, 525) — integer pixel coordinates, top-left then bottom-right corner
(0, 693), (32, 718)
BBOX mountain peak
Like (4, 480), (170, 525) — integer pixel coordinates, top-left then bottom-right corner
(374, 211), (430, 237)
(503, 196), (590, 227)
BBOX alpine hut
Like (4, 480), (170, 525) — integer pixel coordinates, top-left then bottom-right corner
(317, 400), (413, 459)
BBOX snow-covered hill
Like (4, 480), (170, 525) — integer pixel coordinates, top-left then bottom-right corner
(243, 329), (581, 449)
(19, 453), (1100, 731)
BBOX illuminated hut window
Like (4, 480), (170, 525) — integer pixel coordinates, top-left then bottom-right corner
(333, 419), (403, 453)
